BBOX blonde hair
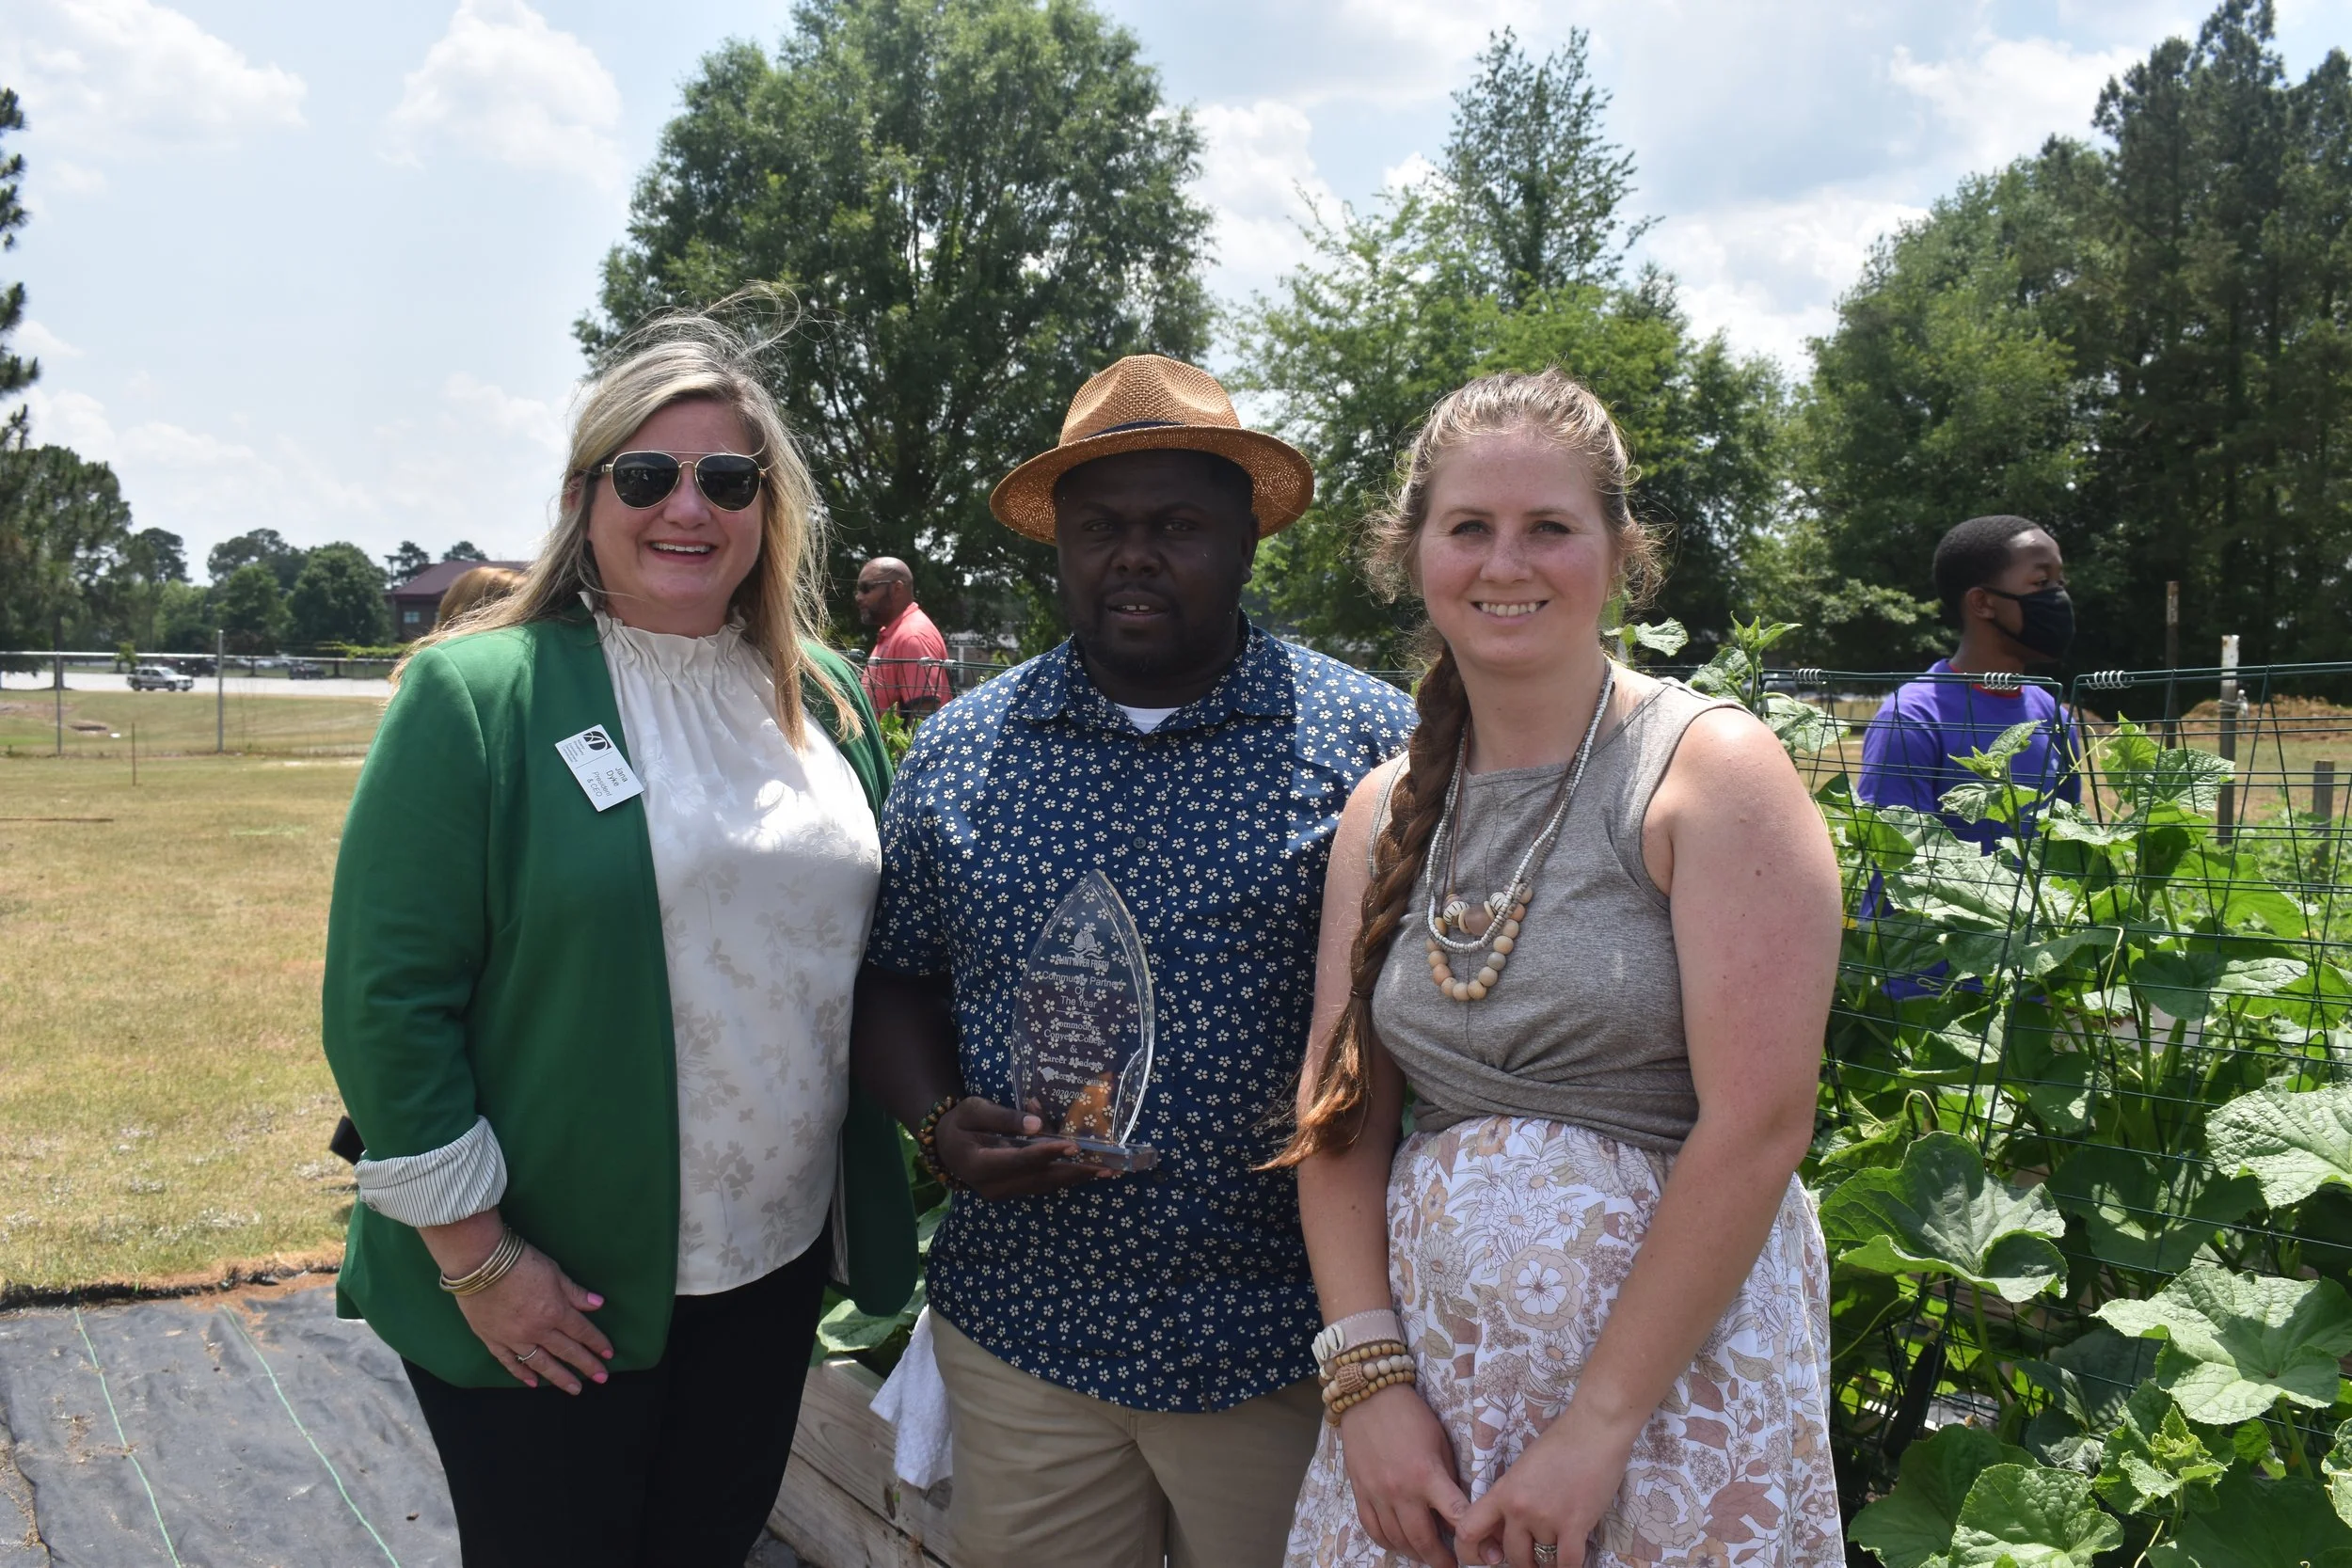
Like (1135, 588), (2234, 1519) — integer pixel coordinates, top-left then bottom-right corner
(399, 293), (854, 747)
(435, 565), (522, 628)
(1273, 369), (1658, 1166)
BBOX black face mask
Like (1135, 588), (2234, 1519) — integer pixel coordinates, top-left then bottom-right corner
(1983, 586), (2074, 662)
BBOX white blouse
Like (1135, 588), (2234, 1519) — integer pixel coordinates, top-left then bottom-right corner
(597, 614), (882, 1295)
(351, 613), (880, 1297)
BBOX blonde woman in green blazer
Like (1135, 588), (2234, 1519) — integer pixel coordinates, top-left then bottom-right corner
(323, 308), (915, 1568)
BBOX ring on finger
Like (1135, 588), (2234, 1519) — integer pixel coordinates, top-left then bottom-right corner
(1534, 1544), (1560, 1567)
(514, 1345), (541, 1363)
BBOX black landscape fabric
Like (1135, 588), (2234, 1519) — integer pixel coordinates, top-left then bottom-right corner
(0, 1280), (456, 1567)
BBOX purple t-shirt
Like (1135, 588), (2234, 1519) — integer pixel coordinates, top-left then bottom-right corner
(1857, 660), (2078, 847)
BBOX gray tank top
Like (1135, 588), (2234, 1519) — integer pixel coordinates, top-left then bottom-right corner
(1369, 677), (1734, 1152)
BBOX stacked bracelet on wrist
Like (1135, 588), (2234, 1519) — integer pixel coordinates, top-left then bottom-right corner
(914, 1094), (963, 1190)
(1320, 1338), (1414, 1423)
(438, 1227), (525, 1297)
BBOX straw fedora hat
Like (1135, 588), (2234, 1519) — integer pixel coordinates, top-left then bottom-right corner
(990, 355), (1314, 542)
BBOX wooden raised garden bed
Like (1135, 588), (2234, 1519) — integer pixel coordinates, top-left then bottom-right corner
(770, 1357), (964, 1568)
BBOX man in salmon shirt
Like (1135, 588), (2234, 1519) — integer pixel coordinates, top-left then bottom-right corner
(854, 555), (955, 718)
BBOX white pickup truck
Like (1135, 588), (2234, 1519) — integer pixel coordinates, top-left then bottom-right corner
(127, 664), (196, 691)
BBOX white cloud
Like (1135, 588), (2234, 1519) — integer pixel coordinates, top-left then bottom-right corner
(14, 321), (83, 361)
(17, 386), (378, 568)
(19, 387), (116, 452)
(1643, 189), (1930, 370)
(1381, 152), (1439, 193)
(0, 0), (304, 161)
(1329, 0), (1540, 94)
(383, 0), (623, 183)
(1195, 100), (1339, 294)
(442, 372), (564, 453)
(1889, 34), (2151, 171)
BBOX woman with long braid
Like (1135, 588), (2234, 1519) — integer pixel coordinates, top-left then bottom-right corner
(1279, 372), (1843, 1568)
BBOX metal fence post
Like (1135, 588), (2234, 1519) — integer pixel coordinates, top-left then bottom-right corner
(2217, 635), (2240, 844)
(52, 647), (61, 756)
(215, 628), (225, 755)
(2161, 580), (2181, 747)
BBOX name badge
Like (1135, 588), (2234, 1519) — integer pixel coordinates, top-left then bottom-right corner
(555, 725), (644, 812)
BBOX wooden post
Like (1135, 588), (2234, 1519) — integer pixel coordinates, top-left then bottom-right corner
(131, 721), (137, 787)
(2315, 760), (2337, 826)
(2217, 636), (2239, 844)
(2161, 580), (2181, 747)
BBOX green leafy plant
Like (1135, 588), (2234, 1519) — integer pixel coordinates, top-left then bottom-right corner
(1677, 618), (2352, 1563)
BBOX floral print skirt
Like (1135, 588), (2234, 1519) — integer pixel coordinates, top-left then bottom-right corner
(1284, 1117), (1843, 1568)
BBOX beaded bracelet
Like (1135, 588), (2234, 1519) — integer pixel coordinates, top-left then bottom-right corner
(914, 1094), (963, 1190)
(1321, 1354), (1416, 1408)
(438, 1227), (525, 1298)
(1322, 1338), (1408, 1372)
(1326, 1364), (1417, 1423)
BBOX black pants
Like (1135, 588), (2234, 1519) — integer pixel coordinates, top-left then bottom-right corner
(404, 1241), (833, 1568)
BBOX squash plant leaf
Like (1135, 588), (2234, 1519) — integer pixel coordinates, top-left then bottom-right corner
(2005, 1021), (2094, 1133)
(1761, 691), (1842, 756)
(2048, 1147), (2261, 1275)
(1948, 1463), (2122, 1568)
(2103, 731), (2235, 816)
(1820, 1131), (2067, 1301)
(817, 1287), (918, 1354)
(1886, 842), (2032, 929)
(2314, 1419), (2352, 1532)
(1626, 619), (1689, 657)
(2130, 952), (2309, 1024)
(2168, 847), (2308, 939)
(2022, 1329), (2163, 1465)
(2148, 1470), (2352, 1568)
(2095, 1268), (2352, 1424)
(1851, 1425), (2032, 1568)
(2325, 1420), (2352, 1528)
(2094, 1381), (2228, 1516)
(2210, 1084), (2352, 1209)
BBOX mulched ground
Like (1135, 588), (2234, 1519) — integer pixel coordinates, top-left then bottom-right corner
(0, 1277), (799, 1567)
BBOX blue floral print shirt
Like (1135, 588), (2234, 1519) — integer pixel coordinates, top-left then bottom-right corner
(867, 626), (1418, 1412)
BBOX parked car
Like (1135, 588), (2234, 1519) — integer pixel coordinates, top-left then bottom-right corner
(128, 664), (195, 692)
(287, 659), (329, 680)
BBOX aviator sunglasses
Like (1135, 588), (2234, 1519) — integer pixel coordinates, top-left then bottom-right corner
(591, 451), (768, 512)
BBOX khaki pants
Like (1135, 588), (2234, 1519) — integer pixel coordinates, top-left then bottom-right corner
(931, 1313), (1321, 1568)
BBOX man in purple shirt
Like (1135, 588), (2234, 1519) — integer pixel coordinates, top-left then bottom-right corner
(1859, 514), (2080, 843)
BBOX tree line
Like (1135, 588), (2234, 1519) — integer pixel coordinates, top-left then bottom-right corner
(7, 0), (2345, 676)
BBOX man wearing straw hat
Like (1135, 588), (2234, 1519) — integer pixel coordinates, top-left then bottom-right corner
(852, 356), (1417, 1566)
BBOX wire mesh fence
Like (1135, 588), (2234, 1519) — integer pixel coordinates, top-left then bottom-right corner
(0, 683), (386, 758)
(1762, 659), (2352, 1517)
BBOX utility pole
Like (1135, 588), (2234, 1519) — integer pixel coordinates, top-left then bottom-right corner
(215, 628), (225, 755)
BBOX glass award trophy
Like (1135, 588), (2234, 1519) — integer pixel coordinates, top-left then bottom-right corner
(1004, 869), (1158, 1173)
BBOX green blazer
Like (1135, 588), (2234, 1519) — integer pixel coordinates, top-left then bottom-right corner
(322, 610), (916, 1387)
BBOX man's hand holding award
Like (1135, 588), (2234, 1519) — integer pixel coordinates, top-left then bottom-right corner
(933, 869), (1159, 1196)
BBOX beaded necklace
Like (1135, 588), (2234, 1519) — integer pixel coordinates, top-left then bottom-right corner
(1422, 664), (1616, 1002)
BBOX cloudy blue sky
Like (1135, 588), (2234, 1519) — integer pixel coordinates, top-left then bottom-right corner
(8, 0), (2351, 578)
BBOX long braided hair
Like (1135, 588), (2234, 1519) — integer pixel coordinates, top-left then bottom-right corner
(1269, 369), (1660, 1166)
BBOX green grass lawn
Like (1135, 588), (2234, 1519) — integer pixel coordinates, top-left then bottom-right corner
(0, 754), (364, 1295)
(0, 688), (384, 759)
